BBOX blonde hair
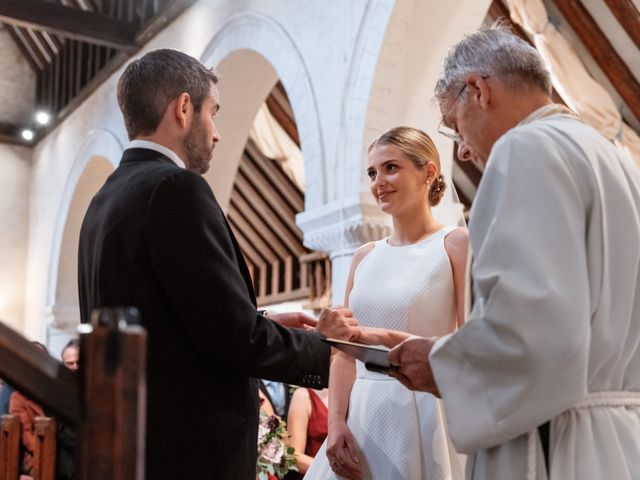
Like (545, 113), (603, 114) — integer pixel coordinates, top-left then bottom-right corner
(368, 126), (446, 206)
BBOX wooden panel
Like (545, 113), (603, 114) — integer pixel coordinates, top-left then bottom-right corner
(234, 174), (303, 255)
(0, 414), (20, 480)
(0, 323), (80, 424)
(76, 309), (146, 480)
(229, 194), (290, 259)
(553, 0), (640, 122)
(228, 218), (268, 269)
(227, 207), (279, 263)
(238, 159), (299, 234)
(32, 417), (57, 480)
(245, 140), (304, 211)
(6, 26), (41, 71)
(266, 93), (300, 147)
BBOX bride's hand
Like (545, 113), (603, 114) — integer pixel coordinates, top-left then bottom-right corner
(266, 312), (317, 330)
(326, 421), (363, 479)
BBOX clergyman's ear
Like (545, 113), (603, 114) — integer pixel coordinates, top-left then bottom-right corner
(468, 75), (491, 109)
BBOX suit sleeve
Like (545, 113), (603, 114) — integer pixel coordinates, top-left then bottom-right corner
(429, 127), (592, 453)
(143, 170), (329, 388)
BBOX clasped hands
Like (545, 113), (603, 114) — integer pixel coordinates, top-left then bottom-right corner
(267, 310), (439, 395)
(266, 306), (360, 342)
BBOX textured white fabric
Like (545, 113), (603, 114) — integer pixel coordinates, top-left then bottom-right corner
(430, 112), (640, 480)
(307, 226), (464, 480)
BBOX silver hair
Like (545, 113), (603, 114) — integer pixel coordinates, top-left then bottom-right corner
(434, 27), (552, 101)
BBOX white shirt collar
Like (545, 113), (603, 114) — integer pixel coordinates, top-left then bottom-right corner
(127, 139), (186, 169)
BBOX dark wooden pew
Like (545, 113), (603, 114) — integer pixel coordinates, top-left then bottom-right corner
(0, 414), (20, 480)
(32, 416), (56, 480)
(0, 308), (147, 480)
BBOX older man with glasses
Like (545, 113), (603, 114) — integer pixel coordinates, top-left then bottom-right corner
(388, 27), (640, 480)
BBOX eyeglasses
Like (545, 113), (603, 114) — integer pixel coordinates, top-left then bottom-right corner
(437, 75), (489, 144)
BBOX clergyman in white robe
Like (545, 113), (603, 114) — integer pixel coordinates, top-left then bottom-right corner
(430, 106), (640, 480)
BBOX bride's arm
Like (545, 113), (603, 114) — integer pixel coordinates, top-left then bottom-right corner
(324, 243), (374, 479)
(444, 227), (470, 328)
(356, 327), (412, 349)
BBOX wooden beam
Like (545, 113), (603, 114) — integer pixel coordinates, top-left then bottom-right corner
(0, 0), (137, 51)
(245, 140), (304, 211)
(0, 122), (34, 146)
(229, 194), (290, 259)
(234, 174), (303, 255)
(136, 0), (197, 46)
(227, 206), (279, 264)
(0, 322), (81, 425)
(603, 0), (640, 51)
(266, 94), (300, 148)
(6, 26), (41, 72)
(553, 0), (640, 122)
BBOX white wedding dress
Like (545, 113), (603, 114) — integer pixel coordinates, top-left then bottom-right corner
(306, 226), (464, 480)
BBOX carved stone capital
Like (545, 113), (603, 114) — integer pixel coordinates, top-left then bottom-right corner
(297, 193), (391, 256)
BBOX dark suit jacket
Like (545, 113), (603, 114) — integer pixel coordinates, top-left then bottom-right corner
(78, 148), (330, 480)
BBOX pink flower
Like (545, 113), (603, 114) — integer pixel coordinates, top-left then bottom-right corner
(262, 438), (284, 464)
(258, 423), (269, 444)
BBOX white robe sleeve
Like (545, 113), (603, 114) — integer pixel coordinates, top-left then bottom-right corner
(430, 125), (593, 453)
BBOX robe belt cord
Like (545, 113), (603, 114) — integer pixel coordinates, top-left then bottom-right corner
(526, 391), (640, 480)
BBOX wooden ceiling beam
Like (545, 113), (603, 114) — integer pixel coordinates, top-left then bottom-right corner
(0, 122), (32, 146)
(266, 94), (301, 148)
(0, 0), (137, 51)
(245, 140), (304, 211)
(228, 218), (268, 269)
(238, 157), (300, 234)
(234, 174), (303, 255)
(5, 26), (41, 72)
(227, 206), (279, 264)
(552, 0), (640, 122)
(603, 0), (640, 51)
(229, 195), (291, 259)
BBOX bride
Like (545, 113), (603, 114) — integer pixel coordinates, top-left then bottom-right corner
(305, 127), (467, 479)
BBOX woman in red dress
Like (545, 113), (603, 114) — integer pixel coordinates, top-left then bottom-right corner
(287, 388), (328, 477)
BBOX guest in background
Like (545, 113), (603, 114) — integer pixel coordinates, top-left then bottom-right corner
(259, 380), (290, 418)
(57, 338), (79, 480)
(0, 379), (14, 415)
(60, 339), (80, 371)
(10, 342), (48, 476)
(287, 388), (328, 477)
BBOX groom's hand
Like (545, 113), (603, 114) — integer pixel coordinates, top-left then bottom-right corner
(267, 312), (317, 330)
(388, 336), (441, 396)
(317, 306), (359, 341)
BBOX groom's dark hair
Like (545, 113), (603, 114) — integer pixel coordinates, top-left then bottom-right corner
(117, 49), (218, 140)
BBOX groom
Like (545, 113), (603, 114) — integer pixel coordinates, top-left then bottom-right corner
(390, 28), (640, 479)
(78, 49), (359, 480)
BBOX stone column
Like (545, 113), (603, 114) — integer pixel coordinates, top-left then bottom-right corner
(44, 303), (80, 355)
(297, 193), (391, 305)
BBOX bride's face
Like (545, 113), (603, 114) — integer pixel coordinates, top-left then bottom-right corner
(367, 143), (429, 216)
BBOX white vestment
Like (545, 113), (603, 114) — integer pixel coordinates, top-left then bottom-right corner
(430, 107), (640, 480)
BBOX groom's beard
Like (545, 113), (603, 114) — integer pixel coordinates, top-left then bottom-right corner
(184, 118), (214, 174)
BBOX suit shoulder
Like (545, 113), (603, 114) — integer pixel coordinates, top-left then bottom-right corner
(150, 168), (215, 200)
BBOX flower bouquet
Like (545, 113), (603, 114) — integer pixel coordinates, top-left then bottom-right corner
(256, 409), (298, 480)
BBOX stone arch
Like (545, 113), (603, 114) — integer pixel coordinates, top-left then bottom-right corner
(45, 129), (121, 347)
(200, 12), (325, 210)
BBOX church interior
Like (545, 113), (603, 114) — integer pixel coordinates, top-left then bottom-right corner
(0, 0), (638, 478)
